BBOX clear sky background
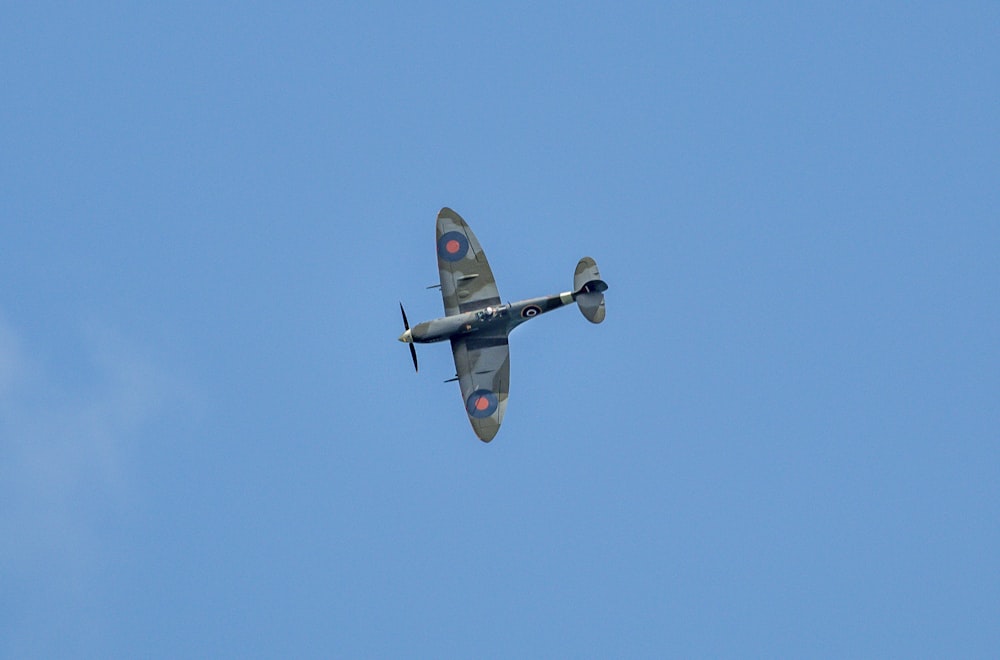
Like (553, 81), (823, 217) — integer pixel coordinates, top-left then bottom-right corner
(2, 2), (998, 657)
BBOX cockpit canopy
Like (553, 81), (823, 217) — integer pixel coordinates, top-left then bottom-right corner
(475, 305), (505, 322)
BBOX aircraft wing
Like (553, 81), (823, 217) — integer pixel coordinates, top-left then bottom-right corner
(436, 207), (501, 317)
(451, 334), (509, 442)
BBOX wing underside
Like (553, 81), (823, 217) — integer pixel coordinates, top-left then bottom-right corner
(450, 335), (509, 442)
(436, 207), (501, 317)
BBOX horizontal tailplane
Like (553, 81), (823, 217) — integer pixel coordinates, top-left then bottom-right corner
(574, 257), (607, 324)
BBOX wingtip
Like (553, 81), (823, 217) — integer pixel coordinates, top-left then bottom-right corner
(437, 207), (467, 228)
(472, 419), (500, 443)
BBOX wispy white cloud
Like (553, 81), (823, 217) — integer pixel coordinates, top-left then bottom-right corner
(0, 313), (185, 655)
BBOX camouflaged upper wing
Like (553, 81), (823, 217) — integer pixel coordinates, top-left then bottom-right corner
(451, 334), (510, 443)
(436, 208), (501, 317)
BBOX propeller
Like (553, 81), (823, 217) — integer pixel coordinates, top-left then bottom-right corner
(399, 302), (418, 372)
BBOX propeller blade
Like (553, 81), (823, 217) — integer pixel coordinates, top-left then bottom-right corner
(400, 302), (418, 372)
(399, 302), (410, 330)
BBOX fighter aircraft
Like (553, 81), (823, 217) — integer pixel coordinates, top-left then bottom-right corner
(398, 207), (607, 442)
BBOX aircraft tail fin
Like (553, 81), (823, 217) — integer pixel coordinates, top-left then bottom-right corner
(574, 257), (607, 324)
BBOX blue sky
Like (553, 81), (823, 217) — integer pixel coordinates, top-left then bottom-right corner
(2, 2), (998, 657)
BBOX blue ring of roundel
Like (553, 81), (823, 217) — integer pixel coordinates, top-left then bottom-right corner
(521, 304), (542, 318)
(465, 389), (498, 418)
(437, 231), (470, 262)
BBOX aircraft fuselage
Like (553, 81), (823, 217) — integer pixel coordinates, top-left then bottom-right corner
(398, 291), (577, 345)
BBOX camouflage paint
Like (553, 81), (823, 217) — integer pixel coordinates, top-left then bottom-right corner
(400, 207), (607, 443)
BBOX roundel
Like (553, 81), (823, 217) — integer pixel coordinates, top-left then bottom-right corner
(521, 304), (542, 318)
(465, 389), (498, 418)
(437, 231), (470, 262)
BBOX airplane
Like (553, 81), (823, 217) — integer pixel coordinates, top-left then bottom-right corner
(398, 207), (608, 442)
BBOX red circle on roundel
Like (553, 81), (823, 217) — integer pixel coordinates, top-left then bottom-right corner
(475, 396), (490, 411)
(446, 239), (461, 254)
